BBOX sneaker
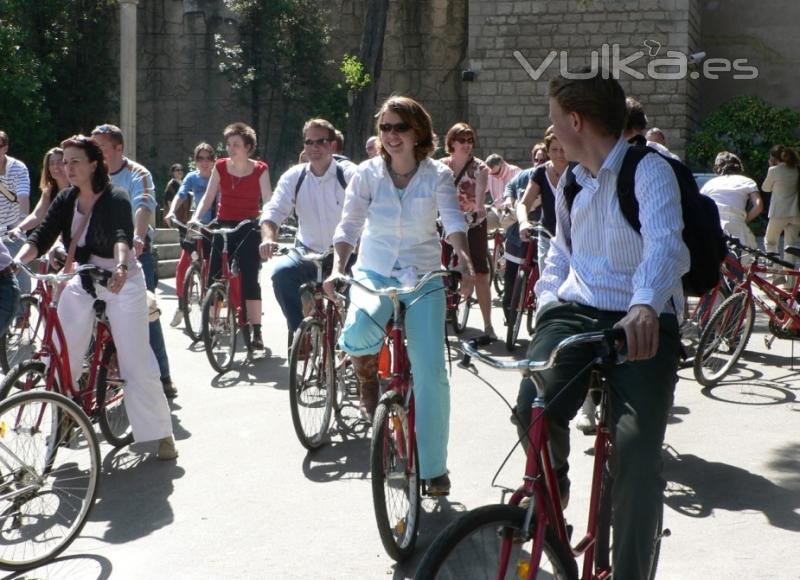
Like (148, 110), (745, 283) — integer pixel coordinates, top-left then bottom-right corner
(169, 309), (184, 328)
(251, 335), (265, 351)
(162, 380), (178, 399)
(156, 436), (178, 460)
(575, 396), (596, 435)
(426, 473), (451, 497)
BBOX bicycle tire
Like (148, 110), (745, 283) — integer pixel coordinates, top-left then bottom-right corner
(181, 263), (204, 342)
(693, 292), (754, 386)
(0, 390), (100, 571)
(96, 342), (133, 448)
(0, 360), (50, 401)
(415, 503), (577, 579)
(0, 295), (42, 374)
(370, 392), (420, 561)
(492, 244), (506, 297)
(455, 297), (472, 334)
(288, 318), (334, 450)
(201, 283), (238, 374)
(506, 270), (529, 351)
(594, 470), (664, 580)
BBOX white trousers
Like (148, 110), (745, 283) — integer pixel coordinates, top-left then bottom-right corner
(765, 215), (800, 264)
(57, 269), (173, 442)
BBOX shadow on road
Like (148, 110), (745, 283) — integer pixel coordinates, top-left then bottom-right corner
(87, 446), (186, 544)
(301, 432), (370, 482)
(209, 352), (289, 389)
(700, 378), (796, 406)
(663, 445), (800, 532)
(2, 553), (113, 580)
(391, 497), (469, 580)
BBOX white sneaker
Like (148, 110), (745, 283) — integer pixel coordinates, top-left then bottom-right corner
(575, 397), (596, 435)
(170, 309), (184, 328)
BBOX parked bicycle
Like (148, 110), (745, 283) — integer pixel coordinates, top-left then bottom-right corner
(694, 236), (800, 386)
(0, 263), (132, 448)
(0, 389), (100, 571)
(288, 248), (355, 450)
(340, 270), (450, 561)
(416, 330), (667, 579)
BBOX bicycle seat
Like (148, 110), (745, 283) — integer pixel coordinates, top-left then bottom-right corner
(784, 246), (800, 259)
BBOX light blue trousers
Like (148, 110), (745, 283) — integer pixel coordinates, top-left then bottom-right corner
(339, 268), (449, 480)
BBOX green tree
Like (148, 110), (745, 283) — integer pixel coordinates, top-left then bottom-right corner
(216, 0), (343, 174)
(687, 95), (800, 186)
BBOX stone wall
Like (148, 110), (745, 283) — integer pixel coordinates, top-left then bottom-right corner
(466, 0), (700, 166)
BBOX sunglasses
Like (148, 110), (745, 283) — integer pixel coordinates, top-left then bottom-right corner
(304, 138), (331, 147)
(454, 137), (474, 145)
(379, 122), (412, 134)
(196, 155), (214, 161)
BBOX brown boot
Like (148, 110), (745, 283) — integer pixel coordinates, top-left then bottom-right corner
(352, 354), (380, 421)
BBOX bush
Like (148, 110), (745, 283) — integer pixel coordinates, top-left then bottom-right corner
(687, 95), (800, 186)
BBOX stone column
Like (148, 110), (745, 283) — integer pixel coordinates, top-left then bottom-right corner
(119, 0), (138, 160)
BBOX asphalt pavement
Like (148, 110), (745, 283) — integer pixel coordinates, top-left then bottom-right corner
(5, 267), (799, 580)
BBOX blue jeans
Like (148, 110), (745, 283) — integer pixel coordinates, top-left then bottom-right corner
(339, 268), (449, 479)
(271, 250), (319, 334)
(4, 239), (30, 314)
(139, 251), (171, 381)
(0, 275), (20, 337)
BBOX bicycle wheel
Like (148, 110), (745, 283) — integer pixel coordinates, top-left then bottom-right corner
(288, 318), (334, 450)
(181, 263), (203, 342)
(454, 297), (472, 334)
(0, 296), (42, 374)
(0, 360), (51, 400)
(492, 244), (506, 297)
(693, 292), (755, 386)
(95, 342), (133, 448)
(506, 270), (529, 351)
(371, 392), (420, 561)
(202, 283), (238, 374)
(415, 504), (576, 579)
(594, 470), (665, 580)
(0, 390), (100, 571)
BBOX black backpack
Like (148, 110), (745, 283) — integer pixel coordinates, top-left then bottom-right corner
(563, 145), (725, 297)
(294, 163), (348, 201)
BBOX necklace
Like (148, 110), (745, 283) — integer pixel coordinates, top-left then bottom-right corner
(387, 161), (419, 181)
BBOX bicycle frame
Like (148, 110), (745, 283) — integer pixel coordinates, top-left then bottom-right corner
(738, 259), (800, 333)
(299, 251), (343, 379)
(519, 235), (539, 312)
(208, 227), (247, 331)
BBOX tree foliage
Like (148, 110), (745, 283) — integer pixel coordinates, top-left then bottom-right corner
(0, 0), (116, 190)
(216, 0), (350, 173)
(687, 95), (800, 186)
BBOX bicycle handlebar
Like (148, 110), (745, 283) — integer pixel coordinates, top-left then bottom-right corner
(14, 261), (103, 284)
(460, 327), (627, 374)
(724, 235), (793, 269)
(197, 218), (258, 237)
(339, 270), (450, 298)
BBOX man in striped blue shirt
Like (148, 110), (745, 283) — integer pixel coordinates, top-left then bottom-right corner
(0, 130), (31, 297)
(516, 71), (689, 579)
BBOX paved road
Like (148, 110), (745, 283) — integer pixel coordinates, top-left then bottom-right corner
(9, 268), (799, 579)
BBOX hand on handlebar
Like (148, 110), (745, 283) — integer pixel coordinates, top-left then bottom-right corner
(259, 239), (276, 261)
(163, 213), (175, 228)
(322, 271), (347, 302)
(519, 220), (533, 242)
(613, 304), (657, 361)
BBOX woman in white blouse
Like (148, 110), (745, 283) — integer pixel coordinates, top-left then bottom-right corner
(700, 151), (763, 248)
(325, 96), (474, 495)
(762, 144), (800, 264)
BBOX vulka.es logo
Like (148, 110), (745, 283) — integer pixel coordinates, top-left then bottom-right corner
(513, 43), (759, 81)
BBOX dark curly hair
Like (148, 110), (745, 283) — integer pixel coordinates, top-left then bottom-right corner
(60, 135), (110, 193)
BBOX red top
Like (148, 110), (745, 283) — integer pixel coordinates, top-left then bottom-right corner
(216, 158), (268, 221)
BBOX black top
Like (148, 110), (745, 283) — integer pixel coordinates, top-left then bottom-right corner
(28, 185), (134, 264)
(532, 165), (557, 236)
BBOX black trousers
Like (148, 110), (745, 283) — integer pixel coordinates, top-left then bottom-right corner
(516, 300), (679, 580)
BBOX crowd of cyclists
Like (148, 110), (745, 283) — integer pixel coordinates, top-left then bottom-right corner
(0, 66), (798, 577)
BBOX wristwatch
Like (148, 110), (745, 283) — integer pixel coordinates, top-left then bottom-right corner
(116, 263), (129, 272)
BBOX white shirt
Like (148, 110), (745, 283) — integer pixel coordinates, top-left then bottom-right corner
(647, 140), (681, 161)
(0, 156), (30, 230)
(333, 156), (467, 277)
(536, 138), (689, 315)
(261, 160), (356, 253)
(701, 174), (757, 213)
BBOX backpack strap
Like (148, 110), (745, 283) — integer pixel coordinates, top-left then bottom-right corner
(562, 161), (582, 214)
(335, 164), (347, 190)
(616, 145), (653, 233)
(293, 165), (309, 204)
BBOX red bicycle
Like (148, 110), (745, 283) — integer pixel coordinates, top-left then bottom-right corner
(171, 218), (212, 343)
(288, 248), (354, 450)
(0, 259), (46, 374)
(417, 329), (667, 579)
(0, 262), (132, 448)
(199, 218), (259, 374)
(342, 270), (450, 561)
(439, 225), (469, 335)
(489, 221), (507, 297)
(505, 225), (541, 351)
(694, 236), (800, 386)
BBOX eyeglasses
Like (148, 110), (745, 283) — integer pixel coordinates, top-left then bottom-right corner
(304, 138), (331, 147)
(196, 155), (214, 161)
(379, 122), (412, 134)
(454, 137), (474, 145)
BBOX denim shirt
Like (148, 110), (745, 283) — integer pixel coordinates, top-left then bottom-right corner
(333, 156), (467, 277)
